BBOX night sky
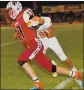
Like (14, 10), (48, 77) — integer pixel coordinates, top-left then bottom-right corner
(0, 1), (84, 8)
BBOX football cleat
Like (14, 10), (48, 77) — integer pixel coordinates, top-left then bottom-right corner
(34, 82), (43, 90)
(74, 71), (82, 80)
(30, 86), (39, 90)
(74, 71), (83, 89)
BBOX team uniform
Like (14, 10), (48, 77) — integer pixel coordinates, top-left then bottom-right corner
(37, 16), (67, 61)
(12, 8), (55, 73)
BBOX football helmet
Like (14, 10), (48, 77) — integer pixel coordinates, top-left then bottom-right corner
(6, 1), (22, 19)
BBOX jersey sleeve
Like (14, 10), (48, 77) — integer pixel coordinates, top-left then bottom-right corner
(23, 8), (34, 23)
(23, 9), (30, 23)
(23, 8), (39, 28)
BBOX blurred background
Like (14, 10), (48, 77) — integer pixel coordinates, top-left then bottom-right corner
(0, 1), (84, 25)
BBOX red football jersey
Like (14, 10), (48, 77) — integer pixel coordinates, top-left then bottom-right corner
(12, 9), (37, 47)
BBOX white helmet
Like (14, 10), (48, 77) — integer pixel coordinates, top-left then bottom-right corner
(6, 1), (22, 19)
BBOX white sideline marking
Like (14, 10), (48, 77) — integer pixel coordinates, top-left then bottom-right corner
(55, 78), (73, 89)
(1, 41), (19, 47)
(55, 69), (83, 89)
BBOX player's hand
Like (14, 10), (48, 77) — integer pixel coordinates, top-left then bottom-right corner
(13, 33), (18, 39)
(27, 20), (39, 28)
(13, 33), (20, 40)
(39, 31), (47, 38)
(34, 82), (43, 90)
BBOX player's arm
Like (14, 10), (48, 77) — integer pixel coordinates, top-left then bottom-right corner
(32, 16), (45, 24)
(45, 26), (56, 38)
(23, 9), (44, 29)
(27, 16), (45, 30)
(22, 8), (38, 28)
(27, 20), (39, 28)
(39, 17), (55, 38)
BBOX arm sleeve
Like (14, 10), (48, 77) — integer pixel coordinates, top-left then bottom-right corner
(23, 8), (34, 23)
(23, 9), (30, 23)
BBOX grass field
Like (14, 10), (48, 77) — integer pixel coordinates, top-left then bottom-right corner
(1, 23), (83, 89)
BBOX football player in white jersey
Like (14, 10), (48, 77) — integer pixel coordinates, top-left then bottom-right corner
(32, 15), (77, 73)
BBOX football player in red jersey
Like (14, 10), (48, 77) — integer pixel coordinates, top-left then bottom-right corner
(5, 1), (83, 89)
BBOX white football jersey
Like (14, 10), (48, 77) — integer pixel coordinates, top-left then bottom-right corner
(37, 16), (52, 39)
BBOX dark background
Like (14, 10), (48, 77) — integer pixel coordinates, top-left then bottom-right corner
(0, 1), (84, 8)
(0, 1), (84, 24)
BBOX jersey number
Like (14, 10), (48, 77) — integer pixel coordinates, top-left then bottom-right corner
(16, 25), (25, 38)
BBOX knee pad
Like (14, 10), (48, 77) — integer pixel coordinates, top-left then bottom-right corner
(18, 60), (27, 66)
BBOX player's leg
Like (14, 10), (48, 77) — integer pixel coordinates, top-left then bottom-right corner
(65, 58), (77, 72)
(21, 62), (43, 89)
(34, 51), (69, 75)
(18, 42), (43, 89)
(21, 61), (38, 81)
(34, 50), (82, 81)
(18, 53), (43, 89)
(48, 36), (77, 71)
(56, 66), (83, 89)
